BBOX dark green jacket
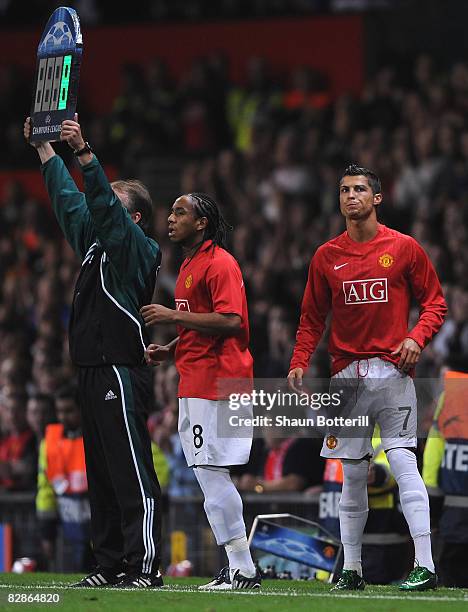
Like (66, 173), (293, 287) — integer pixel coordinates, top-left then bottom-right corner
(42, 155), (161, 366)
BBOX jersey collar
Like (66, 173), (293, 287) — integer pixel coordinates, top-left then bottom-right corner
(181, 239), (214, 269)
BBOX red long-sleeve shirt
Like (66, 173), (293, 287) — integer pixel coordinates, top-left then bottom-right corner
(290, 224), (447, 375)
(175, 240), (253, 399)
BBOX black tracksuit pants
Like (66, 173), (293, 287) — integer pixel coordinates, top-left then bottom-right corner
(78, 364), (161, 574)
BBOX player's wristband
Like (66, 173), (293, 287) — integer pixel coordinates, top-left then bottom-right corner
(74, 141), (93, 157)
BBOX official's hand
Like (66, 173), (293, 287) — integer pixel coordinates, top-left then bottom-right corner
(140, 304), (176, 326)
(60, 114), (85, 151)
(24, 116), (55, 162)
(145, 343), (172, 366)
(24, 117), (39, 148)
(391, 337), (421, 373)
(287, 367), (304, 394)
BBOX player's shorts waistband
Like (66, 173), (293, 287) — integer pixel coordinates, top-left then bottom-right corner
(333, 357), (402, 380)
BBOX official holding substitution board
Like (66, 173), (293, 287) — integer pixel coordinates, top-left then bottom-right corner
(24, 116), (163, 589)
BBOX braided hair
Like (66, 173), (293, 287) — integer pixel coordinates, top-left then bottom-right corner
(189, 192), (232, 249)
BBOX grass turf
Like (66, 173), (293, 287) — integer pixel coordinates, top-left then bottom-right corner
(1, 573), (467, 611)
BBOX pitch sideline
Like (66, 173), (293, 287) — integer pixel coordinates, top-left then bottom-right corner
(0, 582), (467, 603)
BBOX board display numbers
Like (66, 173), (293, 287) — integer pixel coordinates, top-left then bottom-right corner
(30, 7), (83, 142)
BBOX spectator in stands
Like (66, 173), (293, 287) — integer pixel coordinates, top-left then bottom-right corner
(227, 56), (281, 152)
(145, 58), (178, 152)
(235, 432), (324, 493)
(150, 364), (198, 497)
(36, 384), (92, 572)
(433, 287), (468, 369)
(423, 366), (468, 587)
(149, 404), (198, 498)
(26, 392), (56, 446)
(0, 391), (37, 490)
(108, 63), (148, 158)
(283, 65), (330, 117)
(178, 59), (218, 155)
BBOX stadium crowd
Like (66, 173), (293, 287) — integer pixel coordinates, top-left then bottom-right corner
(0, 51), (467, 578)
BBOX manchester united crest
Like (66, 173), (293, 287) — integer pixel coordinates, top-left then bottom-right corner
(323, 545), (336, 559)
(378, 253), (394, 268)
(326, 435), (338, 450)
(185, 274), (193, 289)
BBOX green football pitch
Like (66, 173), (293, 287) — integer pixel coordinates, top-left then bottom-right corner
(1, 573), (467, 611)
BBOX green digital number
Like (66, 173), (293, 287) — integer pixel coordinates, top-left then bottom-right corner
(58, 55), (72, 110)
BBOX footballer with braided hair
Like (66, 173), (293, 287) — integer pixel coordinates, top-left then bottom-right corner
(141, 193), (261, 591)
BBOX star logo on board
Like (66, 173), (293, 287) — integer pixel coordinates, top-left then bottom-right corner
(378, 253), (394, 268)
(185, 274), (193, 289)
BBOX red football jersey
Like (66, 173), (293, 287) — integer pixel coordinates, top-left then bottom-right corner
(290, 224), (447, 375)
(174, 240), (253, 399)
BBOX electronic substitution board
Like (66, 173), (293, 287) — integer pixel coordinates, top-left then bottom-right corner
(30, 6), (82, 142)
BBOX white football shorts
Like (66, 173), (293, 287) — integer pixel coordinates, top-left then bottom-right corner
(178, 397), (253, 467)
(320, 357), (417, 460)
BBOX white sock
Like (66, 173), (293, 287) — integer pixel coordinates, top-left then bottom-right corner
(193, 466), (247, 544)
(413, 535), (435, 573)
(339, 459), (369, 577)
(225, 536), (256, 578)
(387, 448), (435, 573)
(343, 559), (364, 575)
(341, 511), (367, 577)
